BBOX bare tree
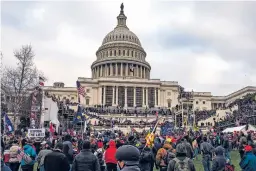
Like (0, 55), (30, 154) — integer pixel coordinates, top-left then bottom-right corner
(2, 45), (44, 129)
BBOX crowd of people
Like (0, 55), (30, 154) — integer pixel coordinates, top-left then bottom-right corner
(215, 93), (256, 129)
(2, 127), (256, 171)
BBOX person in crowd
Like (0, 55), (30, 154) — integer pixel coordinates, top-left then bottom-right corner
(156, 141), (173, 171)
(200, 136), (214, 171)
(239, 145), (256, 171)
(138, 138), (154, 171)
(72, 140), (100, 171)
(44, 142), (70, 171)
(1, 158), (12, 171)
(37, 141), (52, 171)
(167, 143), (196, 171)
(192, 138), (198, 160)
(211, 146), (226, 171)
(181, 138), (193, 159)
(239, 132), (247, 158)
(63, 134), (74, 168)
(20, 139), (37, 171)
(223, 135), (231, 163)
(115, 145), (141, 171)
(94, 148), (106, 171)
(105, 140), (117, 171)
(9, 139), (20, 171)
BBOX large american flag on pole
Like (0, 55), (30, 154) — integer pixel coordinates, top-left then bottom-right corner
(76, 81), (85, 97)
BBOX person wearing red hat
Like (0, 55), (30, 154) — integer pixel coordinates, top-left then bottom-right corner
(239, 145), (256, 171)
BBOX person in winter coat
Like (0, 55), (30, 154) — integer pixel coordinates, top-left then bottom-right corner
(167, 143), (196, 171)
(239, 145), (256, 171)
(105, 140), (117, 171)
(20, 140), (37, 171)
(156, 142), (173, 171)
(211, 146), (226, 171)
(9, 140), (20, 171)
(181, 138), (194, 159)
(115, 145), (141, 171)
(1, 159), (12, 171)
(44, 142), (70, 171)
(200, 136), (214, 171)
(94, 148), (106, 171)
(37, 141), (52, 171)
(138, 138), (154, 171)
(63, 134), (74, 166)
(72, 141), (100, 171)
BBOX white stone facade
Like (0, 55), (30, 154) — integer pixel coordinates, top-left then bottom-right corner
(43, 6), (256, 110)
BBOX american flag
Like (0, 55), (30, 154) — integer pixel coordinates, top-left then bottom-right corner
(76, 81), (85, 97)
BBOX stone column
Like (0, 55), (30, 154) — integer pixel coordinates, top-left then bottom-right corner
(110, 64), (113, 76)
(144, 67), (146, 79)
(134, 87), (136, 107)
(145, 87), (148, 107)
(112, 87), (115, 106)
(142, 87), (145, 106)
(155, 88), (157, 107)
(158, 89), (161, 107)
(121, 63), (123, 76)
(124, 87), (127, 108)
(116, 63), (118, 76)
(100, 65), (103, 77)
(105, 64), (107, 76)
(116, 86), (119, 105)
(126, 63), (128, 77)
(98, 86), (102, 105)
(140, 67), (143, 78)
(136, 65), (139, 77)
(103, 86), (106, 105)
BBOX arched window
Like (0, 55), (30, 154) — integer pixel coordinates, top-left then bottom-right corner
(116, 35), (118, 39)
(114, 50), (116, 56)
(119, 50), (121, 56)
(127, 50), (129, 56)
(110, 36), (111, 40)
(110, 50), (112, 56)
(119, 34), (121, 39)
(123, 35), (125, 39)
(123, 50), (125, 56)
(129, 36), (131, 39)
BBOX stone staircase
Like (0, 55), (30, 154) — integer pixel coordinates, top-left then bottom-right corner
(198, 105), (238, 125)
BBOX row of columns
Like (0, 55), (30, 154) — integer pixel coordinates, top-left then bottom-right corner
(92, 63), (150, 79)
(101, 86), (160, 107)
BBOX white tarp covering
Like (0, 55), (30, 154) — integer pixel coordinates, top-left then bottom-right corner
(222, 124), (256, 134)
(43, 97), (60, 131)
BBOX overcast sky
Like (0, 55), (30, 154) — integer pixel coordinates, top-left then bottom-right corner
(2, 1), (256, 96)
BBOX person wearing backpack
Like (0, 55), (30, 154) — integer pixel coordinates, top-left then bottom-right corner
(167, 143), (195, 171)
(138, 146), (154, 171)
(211, 146), (226, 171)
(20, 140), (37, 171)
(94, 148), (106, 171)
(200, 136), (214, 171)
(156, 142), (172, 171)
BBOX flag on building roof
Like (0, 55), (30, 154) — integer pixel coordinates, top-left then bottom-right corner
(4, 112), (14, 133)
(39, 76), (45, 86)
(76, 81), (85, 97)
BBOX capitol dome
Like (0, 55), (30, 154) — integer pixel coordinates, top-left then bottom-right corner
(91, 3), (151, 80)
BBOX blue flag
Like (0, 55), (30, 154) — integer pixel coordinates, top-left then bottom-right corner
(73, 105), (84, 124)
(4, 112), (14, 132)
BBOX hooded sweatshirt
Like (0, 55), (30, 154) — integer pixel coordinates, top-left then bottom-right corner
(212, 146), (226, 171)
(105, 140), (117, 164)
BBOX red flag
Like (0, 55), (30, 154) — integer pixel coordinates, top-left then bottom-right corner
(49, 122), (54, 133)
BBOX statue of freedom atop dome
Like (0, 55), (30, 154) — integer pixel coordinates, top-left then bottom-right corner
(120, 3), (124, 13)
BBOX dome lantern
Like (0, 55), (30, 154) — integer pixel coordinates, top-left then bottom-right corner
(116, 3), (128, 29)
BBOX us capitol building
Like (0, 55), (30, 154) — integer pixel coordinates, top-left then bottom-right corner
(44, 5), (256, 112)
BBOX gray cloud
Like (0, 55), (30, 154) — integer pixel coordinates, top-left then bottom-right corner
(2, 1), (256, 96)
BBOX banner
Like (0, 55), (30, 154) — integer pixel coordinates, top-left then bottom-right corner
(27, 129), (45, 138)
(160, 121), (174, 136)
